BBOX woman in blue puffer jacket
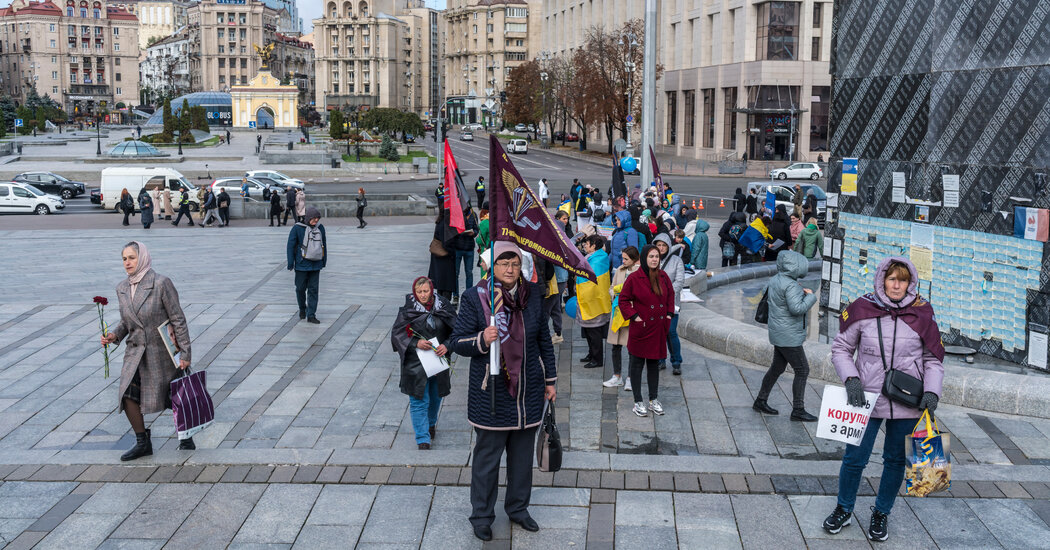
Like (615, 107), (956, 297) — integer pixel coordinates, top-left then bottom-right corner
(609, 210), (642, 269)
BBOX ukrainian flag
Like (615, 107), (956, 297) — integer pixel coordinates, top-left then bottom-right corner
(609, 284), (629, 333)
(558, 198), (572, 217)
(576, 248), (612, 321)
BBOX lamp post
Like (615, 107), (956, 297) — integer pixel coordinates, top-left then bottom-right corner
(95, 112), (101, 155)
(618, 34), (639, 150)
(640, 0), (657, 187)
(174, 129), (183, 155)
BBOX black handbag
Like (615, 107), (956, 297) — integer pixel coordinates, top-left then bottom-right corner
(535, 400), (562, 472)
(754, 288), (769, 324)
(877, 316), (924, 409)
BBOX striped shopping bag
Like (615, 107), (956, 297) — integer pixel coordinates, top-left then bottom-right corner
(170, 368), (214, 440)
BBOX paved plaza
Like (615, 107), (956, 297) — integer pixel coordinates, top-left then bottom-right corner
(0, 223), (1049, 548)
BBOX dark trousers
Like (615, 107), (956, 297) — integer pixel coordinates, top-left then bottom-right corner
(294, 270), (320, 318)
(122, 209), (131, 225)
(476, 190), (485, 209)
(173, 205), (192, 226)
(542, 282), (566, 336)
(581, 323), (607, 364)
(282, 204), (293, 225)
(611, 344), (623, 376)
(269, 211), (281, 226)
(470, 426), (538, 527)
(629, 354), (660, 401)
(721, 254), (738, 267)
(757, 345), (810, 410)
(356, 206), (366, 227)
(219, 207), (230, 226)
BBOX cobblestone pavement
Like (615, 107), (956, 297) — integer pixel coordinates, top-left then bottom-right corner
(1, 225), (1049, 548)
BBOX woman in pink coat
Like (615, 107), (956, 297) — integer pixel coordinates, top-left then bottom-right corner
(822, 257), (944, 543)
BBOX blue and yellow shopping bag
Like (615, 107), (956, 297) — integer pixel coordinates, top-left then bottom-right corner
(905, 410), (951, 497)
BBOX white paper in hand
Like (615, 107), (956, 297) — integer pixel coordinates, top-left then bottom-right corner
(418, 337), (450, 377)
(816, 385), (879, 445)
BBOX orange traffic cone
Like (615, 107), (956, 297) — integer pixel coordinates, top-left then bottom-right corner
(720, 198), (726, 208)
(698, 199), (704, 210)
(691, 200), (697, 209)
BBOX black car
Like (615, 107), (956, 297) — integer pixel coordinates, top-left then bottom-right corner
(553, 131), (566, 141)
(90, 188), (101, 204)
(13, 171), (86, 199)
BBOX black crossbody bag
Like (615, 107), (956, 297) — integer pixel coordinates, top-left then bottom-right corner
(877, 316), (924, 409)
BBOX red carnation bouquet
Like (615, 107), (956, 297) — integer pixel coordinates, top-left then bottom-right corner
(93, 296), (111, 378)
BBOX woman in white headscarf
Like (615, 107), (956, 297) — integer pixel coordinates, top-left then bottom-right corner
(102, 241), (193, 461)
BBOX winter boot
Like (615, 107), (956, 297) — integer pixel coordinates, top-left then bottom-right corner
(120, 429), (153, 461)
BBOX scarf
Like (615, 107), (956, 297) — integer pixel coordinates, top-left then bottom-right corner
(126, 241), (152, 298)
(840, 292), (945, 362)
(476, 277), (529, 398)
(411, 276), (435, 311)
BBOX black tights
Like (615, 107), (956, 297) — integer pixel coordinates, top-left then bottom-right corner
(629, 354), (660, 402)
(123, 398), (145, 434)
(757, 345), (810, 410)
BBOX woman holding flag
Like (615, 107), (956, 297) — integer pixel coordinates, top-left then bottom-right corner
(603, 246), (640, 390)
(450, 242), (557, 541)
(575, 234), (612, 369)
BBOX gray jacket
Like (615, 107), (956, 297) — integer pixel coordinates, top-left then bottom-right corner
(654, 233), (685, 310)
(765, 250), (816, 347)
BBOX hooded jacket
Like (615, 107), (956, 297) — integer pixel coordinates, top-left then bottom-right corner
(654, 233), (685, 309)
(831, 257), (944, 419)
(610, 210), (643, 268)
(690, 219), (710, 270)
(793, 224), (824, 259)
(765, 250), (816, 347)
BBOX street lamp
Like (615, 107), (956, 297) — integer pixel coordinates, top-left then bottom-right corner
(618, 34), (639, 150)
(95, 100), (106, 155)
(174, 129), (183, 155)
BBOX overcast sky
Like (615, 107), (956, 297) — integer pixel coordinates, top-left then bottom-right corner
(300, 0), (447, 33)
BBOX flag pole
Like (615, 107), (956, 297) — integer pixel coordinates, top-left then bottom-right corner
(488, 220), (497, 416)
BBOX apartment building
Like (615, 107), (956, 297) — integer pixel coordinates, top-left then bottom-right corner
(0, 0), (140, 115)
(313, 0), (443, 118)
(268, 31), (314, 103)
(659, 0), (832, 161)
(139, 27), (187, 99)
(186, 0), (277, 92)
(443, 0), (538, 125)
(120, 0), (190, 52)
(541, 0), (642, 56)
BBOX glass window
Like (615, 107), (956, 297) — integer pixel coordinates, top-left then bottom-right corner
(756, 1), (799, 61)
(723, 87), (737, 150)
(0, 186), (7, 197)
(666, 91), (677, 145)
(683, 90), (695, 147)
(13, 186), (33, 198)
(811, 37), (820, 61)
(219, 58), (225, 68)
(810, 85), (829, 151)
(701, 89), (714, 148)
(813, 3), (821, 28)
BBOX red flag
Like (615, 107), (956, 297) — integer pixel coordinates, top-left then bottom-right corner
(443, 141), (468, 233)
(649, 144), (663, 195)
(488, 135), (596, 282)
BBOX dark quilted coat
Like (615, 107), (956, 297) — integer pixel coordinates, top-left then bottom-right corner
(449, 281), (558, 430)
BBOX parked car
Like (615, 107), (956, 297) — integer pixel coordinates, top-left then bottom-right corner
(90, 188), (101, 205)
(527, 124), (536, 132)
(460, 131), (474, 141)
(12, 171), (85, 199)
(403, 134), (416, 143)
(211, 177), (270, 199)
(746, 182), (828, 226)
(508, 139), (529, 154)
(565, 132), (580, 142)
(0, 182), (65, 215)
(553, 131), (566, 141)
(244, 170), (304, 189)
(769, 162), (823, 180)
(514, 123), (528, 132)
(463, 123), (483, 131)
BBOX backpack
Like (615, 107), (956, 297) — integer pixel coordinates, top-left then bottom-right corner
(300, 225), (324, 261)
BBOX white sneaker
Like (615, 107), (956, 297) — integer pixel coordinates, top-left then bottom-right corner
(624, 378), (632, 392)
(632, 402), (648, 417)
(603, 375), (623, 388)
(649, 399), (665, 415)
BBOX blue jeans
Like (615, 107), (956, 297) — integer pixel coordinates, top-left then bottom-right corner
(837, 417), (912, 515)
(409, 378), (442, 444)
(453, 249), (474, 297)
(666, 314), (682, 366)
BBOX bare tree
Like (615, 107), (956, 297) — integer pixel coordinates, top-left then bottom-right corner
(504, 60), (542, 127)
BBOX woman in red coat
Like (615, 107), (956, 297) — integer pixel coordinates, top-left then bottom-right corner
(617, 244), (675, 418)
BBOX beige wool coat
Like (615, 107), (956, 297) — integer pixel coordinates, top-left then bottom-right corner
(111, 270), (192, 414)
(606, 263), (639, 345)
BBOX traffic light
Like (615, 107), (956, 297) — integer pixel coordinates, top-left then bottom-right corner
(500, 91), (507, 103)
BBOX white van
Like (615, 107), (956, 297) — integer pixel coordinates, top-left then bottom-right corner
(100, 167), (199, 211)
(508, 139), (529, 154)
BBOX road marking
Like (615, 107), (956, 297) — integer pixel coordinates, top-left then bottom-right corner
(450, 139), (556, 168)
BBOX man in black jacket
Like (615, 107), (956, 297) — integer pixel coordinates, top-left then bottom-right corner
(282, 186), (296, 226)
(745, 188), (759, 221)
(216, 188), (232, 227)
(733, 187), (747, 212)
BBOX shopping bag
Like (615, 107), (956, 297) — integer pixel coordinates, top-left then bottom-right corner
(170, 368), (215, 440)
(815, 385), (878, 445)
(536, 400), (562, 472)
(905, 410), (951, 497)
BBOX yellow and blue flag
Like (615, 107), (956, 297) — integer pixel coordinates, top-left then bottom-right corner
(575, 249), (611, 321)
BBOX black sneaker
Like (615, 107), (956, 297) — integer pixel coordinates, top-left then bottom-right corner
(822, 505), (852, 534)
(868, 507), (888, 542)
(299, 311), (306, 320)
(307, 316), (321, 324)
(791, 409), (818, 422)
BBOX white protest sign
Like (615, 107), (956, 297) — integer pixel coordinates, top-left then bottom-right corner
(816, 385), (879, 445)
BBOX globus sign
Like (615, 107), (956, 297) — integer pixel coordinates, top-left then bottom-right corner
(205, 107), (233, 126)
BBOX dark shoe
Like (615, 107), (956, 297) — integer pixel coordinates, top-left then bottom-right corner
(791, 409), (818, 422)
(579, 356), (594, 364)
(429, 426), (436, 439)
(822, 505), (852, 534)
(178, 437), (195, 450)
(120, 429), (153, 462)
(583, 361), (603, 369)
(171, 221), (177, 226)
(299, 311), (306, 320)
(868, 507), (888, 542)
(658, 361), (667, 370)
(752, 399), (779, 415)
(512, 515), (539, 532)
(473, 524), (493, 541)
(418, 442), (431, 450)
(672, 364), (682, 375)
(307, 317), (320, 324)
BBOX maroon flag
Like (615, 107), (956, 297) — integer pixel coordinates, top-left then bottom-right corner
(443, 141), (469, 233)
(649, 144), (663, 194)
(488, 135), (595, 281)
